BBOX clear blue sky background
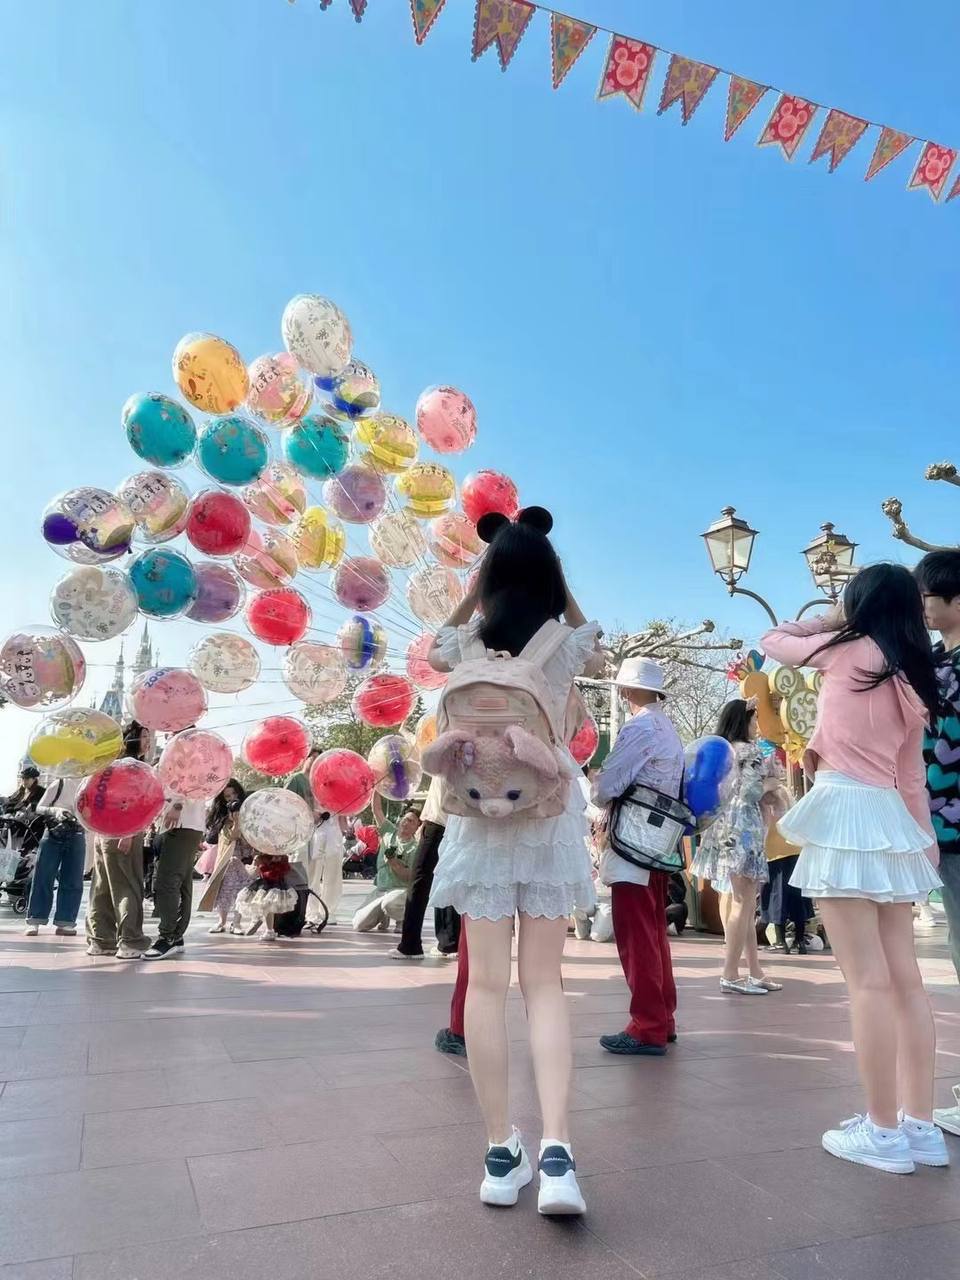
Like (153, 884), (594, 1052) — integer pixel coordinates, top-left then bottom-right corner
(1, 0), (959, 778)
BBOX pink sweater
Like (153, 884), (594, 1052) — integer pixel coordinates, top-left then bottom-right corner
(761, 618), (934, 848)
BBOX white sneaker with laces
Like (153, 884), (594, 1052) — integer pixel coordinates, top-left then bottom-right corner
(480, 1127), (532, 1207)
(933, 1085), (960, 1138)
(900, 1112), (950, 1166)
(822, 1114), (915, 1174)
(538, 1141), (586, 1216)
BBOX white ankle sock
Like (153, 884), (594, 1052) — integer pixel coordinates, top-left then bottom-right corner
(540, 1138), (572, 1158)
(903, 1112), (935, 1132)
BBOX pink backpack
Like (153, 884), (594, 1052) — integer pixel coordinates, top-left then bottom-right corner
(422, 621), (574, 820)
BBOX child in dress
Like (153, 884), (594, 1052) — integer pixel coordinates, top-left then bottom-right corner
(236, 853), (298, 942)
(427, 507), (604, 1217)
(198, 780), (253, 934)
(763, 564), (945, 1174)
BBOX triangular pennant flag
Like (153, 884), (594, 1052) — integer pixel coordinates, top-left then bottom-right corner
(864, 126), (913, 181)
(757, 94), (818, 160)
(596, 35), (657, 111)
(658, 55), (719, 125)
(947, 173), (960, 203)
(349, 0), (366, 20)
(809, 109), (868, 172)
(724, 76), (767, 142)
(410, 0), (446, 44)
(550, 12), (596, 90)
(907, 141), (957, 201)
(472, 0), (536, 71)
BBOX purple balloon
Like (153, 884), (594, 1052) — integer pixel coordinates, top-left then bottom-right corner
(186, 562), (243, 624)
(43, 513), (79, 546)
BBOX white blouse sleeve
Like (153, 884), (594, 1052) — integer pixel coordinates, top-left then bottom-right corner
(543, 622), (602, 701)
(435, 618), (482, 668)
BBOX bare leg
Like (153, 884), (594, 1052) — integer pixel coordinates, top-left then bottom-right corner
(818, 899), (898, 1128)
(721, 875), (757, 982)
(463, 915), (515, 1143)
(517, 914), (571, 1141)
(878, 901), (936, 1121)
(744, 894), (767, 981)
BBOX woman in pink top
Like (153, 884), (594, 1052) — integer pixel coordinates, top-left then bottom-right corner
(762, 564), (945, 1176)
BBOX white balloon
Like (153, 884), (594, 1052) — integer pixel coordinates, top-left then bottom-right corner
(50, 566), (138, 641)
(282, 641), (347, 705)
(188, 632), (261, 694)
(281, 294), (352, 378)
(239, 788), (314, 857)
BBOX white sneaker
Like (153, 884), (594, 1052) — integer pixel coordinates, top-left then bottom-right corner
(428, 946), (454, 960)
(900, 1112), (950, 1167)
(480, 1128), (532, 1207)
(538, 1142), (586, 1216)
(822, 1114), (915, 1174)
(933, 1085), (960, 1137)
(23, 924), (39, 937)
(116, 945), (143, 960)
(260, 929), (277, 943)
(389, 948), (424, 962)
(720, 977), (767, 995)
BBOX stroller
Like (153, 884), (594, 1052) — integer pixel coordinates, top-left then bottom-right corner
(0, 812), (44, 915)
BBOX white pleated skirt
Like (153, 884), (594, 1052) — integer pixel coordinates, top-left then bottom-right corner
(778, 770), (942, 904)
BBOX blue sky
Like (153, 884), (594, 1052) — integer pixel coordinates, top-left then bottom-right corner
(2, 0), (960, 778)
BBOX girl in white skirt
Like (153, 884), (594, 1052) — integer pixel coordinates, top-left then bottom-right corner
(763, 564), (946, 1175)
(427, 507), (604, 1216)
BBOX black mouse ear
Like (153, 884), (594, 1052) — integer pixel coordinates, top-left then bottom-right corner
(518, 506), (553, 536)
(476, 512), (510, 544)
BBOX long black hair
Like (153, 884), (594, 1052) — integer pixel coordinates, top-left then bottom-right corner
(121, 720), (147, 761)
(206, 778), (247, 840)
(475, 509), (566, 656)
(716, 698), (756, 745)
(810, 564), (939, 726)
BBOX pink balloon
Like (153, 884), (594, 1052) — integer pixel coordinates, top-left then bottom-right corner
(333, 556), (390, 613)
(130, 667), (208, 733)
(406, 632), (447, 691)
(233, 529), (298, 589)
(322, 464), (387, 524)
(427, 512), (483, 569)
(76, 759), (165, 838)
(569, 715), (600, 767)
(415, 385), (477, 454)
(310, 749), (376, 816)
(242, 716), (311, 777)
(158, 729), (234, 800)
(352, 674), (416, 728)
(461, 470), (519, 526)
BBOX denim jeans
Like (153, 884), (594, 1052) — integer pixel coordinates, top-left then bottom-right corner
(27, 828), (86, 927)
(938, 854), (960, 982)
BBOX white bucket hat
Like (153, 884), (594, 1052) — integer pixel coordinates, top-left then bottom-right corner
(614, 656), (667, 697)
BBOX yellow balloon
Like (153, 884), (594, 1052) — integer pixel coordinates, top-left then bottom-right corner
(292, 506), (346, 571)
(395, 463), (457, 519)
(172, 332), (249, 414)
(414, 713), (438, 753)
(28, 709), (124, 778)
(355, 413), (419, 475)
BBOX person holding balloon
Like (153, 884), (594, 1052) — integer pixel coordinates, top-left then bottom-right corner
(144, 775), (207, 961)
(24, 770), (87, 939)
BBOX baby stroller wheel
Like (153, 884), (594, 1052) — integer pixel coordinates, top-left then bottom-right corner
(12, 896), (27, 916)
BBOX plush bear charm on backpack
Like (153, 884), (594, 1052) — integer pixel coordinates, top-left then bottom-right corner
(423, 724), (571, 819)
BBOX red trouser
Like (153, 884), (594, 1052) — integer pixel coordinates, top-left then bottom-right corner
(449, 929), (469, 1037)
(611, 873), (676, 1047)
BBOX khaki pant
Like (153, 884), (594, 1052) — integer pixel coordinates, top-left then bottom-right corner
(154, 829), (202, 944)
(86, 836), (149, 951)
(352, 887), (408, 932)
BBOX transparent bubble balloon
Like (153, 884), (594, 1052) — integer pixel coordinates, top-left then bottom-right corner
(242, 461), (306, 527)
(245, 587), (310, 646)
(394, 462), (457, 520)
(333, 556), (390, 613)
(291, 506), (345, 571)
(328, 359), (380, 419)
(185, 490), (251, 558)
(42, 487), (135, 565)
(309, 749), (376, 817)
(186, 561), (244, 624)
(569, 715), (600, 767)
(189, 632), (261, 694)
(406, 565), (464, 628)
(130, 667), (208, 733)
(428, 512), (483, 569)
(461, 469), (520, 525)
(196, 415), (269, 487)
(245, 353), (311, 426)
(77, 759), (166, 838)
(242, 716), (311, 777)
(122, 392), (196, 469)
(28, 708), (123, 778)
(368, 733), (423, 802)
(322, 464), (386, 525)
(0, 626), (86, 711)
(354, 413), (418, 474)
(684, 735), (737, 824)
(338, 615), (388, 672)
(414, 713), (438, 754)
(369, 510), (429, 569)
(281, 413), (349, 480)
(239, 787), (315, 857)
(406, 632), (447, 691)
(282, 640), (347, 705)
(281, 294), (352, 379)
(415, 385), (477, 454)
(173, 332), (249, 415)
(116, 471), (190, 544)
(158, 728), (234, 800)
(233, 529), (298, 589)
(50, 566), (138, 641)
(353, 674), (416, 729)
(128, 548), (198, 619)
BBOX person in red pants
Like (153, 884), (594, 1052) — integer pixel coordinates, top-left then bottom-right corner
(591, 658), (685, 1055)
(435, 929), (468, 1055)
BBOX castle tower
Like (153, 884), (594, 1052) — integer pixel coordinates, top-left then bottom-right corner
(132, 622), (154, 678)
(99, 643), (125, 721)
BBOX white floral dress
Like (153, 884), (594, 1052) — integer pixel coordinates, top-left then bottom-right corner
(427, 619), (600, 921)
(692, 741), (778, 888)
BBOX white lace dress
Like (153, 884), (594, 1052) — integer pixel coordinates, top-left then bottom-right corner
(427, 619), (600, 922)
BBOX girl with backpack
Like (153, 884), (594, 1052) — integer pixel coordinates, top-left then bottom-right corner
(763, 565), (945, 1174)
(424, 507), (604, 1216)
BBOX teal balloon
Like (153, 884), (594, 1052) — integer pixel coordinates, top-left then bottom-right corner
(122, 393), (196, 468)
(282, 413), (349, 480)
(129, 548), (198, 619)
(197, 416), (269, 486)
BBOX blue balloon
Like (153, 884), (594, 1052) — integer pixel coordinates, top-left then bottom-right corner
(313, 373), (338, 393)
(281, 413), (349, 480)
(129, 548), (198, 619)
(684, 735), (736, 821)
(196, 415), (269, 487)
(122, 393), (196, 468)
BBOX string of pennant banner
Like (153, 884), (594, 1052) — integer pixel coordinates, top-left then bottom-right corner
(293, 0), (960, 205)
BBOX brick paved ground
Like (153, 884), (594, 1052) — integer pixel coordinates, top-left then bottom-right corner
(0, 881), (956, 1279)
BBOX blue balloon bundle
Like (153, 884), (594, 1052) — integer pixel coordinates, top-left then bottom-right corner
(684, 735), (736, 822)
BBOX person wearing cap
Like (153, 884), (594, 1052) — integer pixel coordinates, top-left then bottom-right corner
(592, 657), (684, 1055)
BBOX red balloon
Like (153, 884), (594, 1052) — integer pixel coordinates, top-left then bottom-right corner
(406, 632), (447, 691)
(310, 749), (376, 816)
(76, 759), (165, 838)
(352, 673), (416, 727)
(355, 823), (379, 854)
(242, 716), (311, 777)
(569, 714), (600, 767)
(186, 489), (251, 557)
(245, 587), (311, 646)
(461, 470), (519, 526)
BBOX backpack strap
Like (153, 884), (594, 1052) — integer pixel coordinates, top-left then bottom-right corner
(519, 619), (569, 670)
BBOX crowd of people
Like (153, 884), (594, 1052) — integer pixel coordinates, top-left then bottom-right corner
(3, 523), (960, 1216)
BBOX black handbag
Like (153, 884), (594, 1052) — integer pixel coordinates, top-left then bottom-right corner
(609, 783), (693, 874)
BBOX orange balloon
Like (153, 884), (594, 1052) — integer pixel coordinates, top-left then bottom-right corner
(173, 332), (249, 414)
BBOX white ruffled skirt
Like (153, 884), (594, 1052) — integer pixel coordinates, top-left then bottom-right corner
(428, 768), (597, 922)
(779, 770), (941, 904)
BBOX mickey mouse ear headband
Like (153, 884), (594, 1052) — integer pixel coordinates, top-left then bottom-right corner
(476, 506), (554, 545)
